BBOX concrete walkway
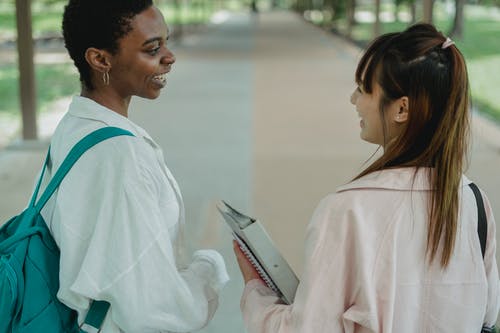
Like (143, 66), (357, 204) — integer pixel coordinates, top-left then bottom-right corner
(1, 10), (500, 332)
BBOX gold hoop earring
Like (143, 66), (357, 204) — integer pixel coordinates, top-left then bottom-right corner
(102, 71), (110, 85)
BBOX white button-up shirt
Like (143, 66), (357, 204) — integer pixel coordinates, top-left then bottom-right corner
(241, 167), (499, 332)
(40, 96), (229, 332)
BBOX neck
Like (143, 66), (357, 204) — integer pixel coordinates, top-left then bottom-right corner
(81, 87), (131, 118)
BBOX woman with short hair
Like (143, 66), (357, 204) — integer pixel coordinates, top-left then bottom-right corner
(41, 1), (229, 331)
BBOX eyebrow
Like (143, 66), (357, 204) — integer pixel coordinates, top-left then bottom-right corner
(142, 34), (170, 46)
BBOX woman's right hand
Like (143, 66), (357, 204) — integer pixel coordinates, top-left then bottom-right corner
(233, 240), (263, 284)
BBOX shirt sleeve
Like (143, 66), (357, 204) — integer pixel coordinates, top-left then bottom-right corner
(52, 138), (229, 332)
(240, 193), (375, 333)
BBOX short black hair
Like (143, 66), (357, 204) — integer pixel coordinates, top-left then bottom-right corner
(62, 0), (153, 90)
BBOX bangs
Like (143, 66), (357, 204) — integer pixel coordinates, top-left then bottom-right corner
(355, 32), (400, 94)
(355, 54), (376, 93)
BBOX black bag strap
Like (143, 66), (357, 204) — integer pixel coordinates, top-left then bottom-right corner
(469, 183), (487, 258)
(469, 184), (497, 333)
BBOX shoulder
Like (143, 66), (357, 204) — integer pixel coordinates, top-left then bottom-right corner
(314, 170), (408, 219)
(50, 121), (162, 192)
(308, 192), (370, 241)
(329, 167), (433, 216)
(309, 168), (429, 237)
(336, 167), (432, 192)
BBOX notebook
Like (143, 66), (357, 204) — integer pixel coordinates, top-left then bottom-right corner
(217, 200), (299, 304)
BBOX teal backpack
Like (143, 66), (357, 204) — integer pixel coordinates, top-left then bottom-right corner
(0, 127), (134, 333)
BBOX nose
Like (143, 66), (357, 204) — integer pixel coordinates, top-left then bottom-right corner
(162, 48), (175, 65)
(350, 88), (359, 105)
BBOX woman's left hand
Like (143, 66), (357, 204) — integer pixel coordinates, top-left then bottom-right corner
(233, 240), (262, 284)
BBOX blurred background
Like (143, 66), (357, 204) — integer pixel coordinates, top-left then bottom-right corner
(1, 0), (499, 332)
(0, 0), (499, 145)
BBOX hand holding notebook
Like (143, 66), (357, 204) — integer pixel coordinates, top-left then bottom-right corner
(232, 238), (267, 283)
(217, 200), (299, 304)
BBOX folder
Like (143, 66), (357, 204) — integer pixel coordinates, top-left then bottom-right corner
(217, 200), (299, 304)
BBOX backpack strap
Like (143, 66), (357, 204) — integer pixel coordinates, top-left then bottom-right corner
(469, 183), (487, 258)
(80, 300), (111, 333)
(33, 127), (133, 331)
(28, 152), (51, 208)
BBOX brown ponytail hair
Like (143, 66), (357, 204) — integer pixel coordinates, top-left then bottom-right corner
(354, 24), (470, 268)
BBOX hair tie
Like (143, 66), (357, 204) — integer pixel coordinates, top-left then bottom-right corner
(441, 37), (455, 49)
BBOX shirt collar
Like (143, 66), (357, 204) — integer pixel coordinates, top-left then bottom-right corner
(336, 167), (472, 192)
(68, 95), (153, 142)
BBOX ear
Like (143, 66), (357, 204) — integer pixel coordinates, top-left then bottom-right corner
(394, 96), (409, 124)
(84, 47), (112, 73)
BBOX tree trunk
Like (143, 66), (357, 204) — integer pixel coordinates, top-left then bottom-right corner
(410, 0), (417, 24)
(173, 0), (183, 39)
(346, 0), (356, 37)
(374, 0), (381, 38)
(394, 0), (399, 22)
(423, 0), (434, 23)
(15, 0), (37, 140)
(449, 0), (465, 39)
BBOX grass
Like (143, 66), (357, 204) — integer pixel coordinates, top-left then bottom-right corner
(329, 3), (500, 122)
(0, 3), (63, 40)
(0, 63), (79, 115)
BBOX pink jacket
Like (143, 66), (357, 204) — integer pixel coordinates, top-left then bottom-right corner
(241, 167), (499, 332)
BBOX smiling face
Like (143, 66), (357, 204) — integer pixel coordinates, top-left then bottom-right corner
(108, 6), (175, 100)
(350, 83), (385, 145)
(350, 80), (408, 146)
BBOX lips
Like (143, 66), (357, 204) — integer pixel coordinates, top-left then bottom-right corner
(152, 72), (168, 86)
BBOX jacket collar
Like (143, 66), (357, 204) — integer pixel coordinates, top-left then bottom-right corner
(68, 95), (154, 142)
(336, 167), (472, 192)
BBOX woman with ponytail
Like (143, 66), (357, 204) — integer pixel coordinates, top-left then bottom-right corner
(234, 23), (499, 332)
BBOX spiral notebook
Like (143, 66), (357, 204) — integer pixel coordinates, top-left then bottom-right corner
(217, 200), (299, 304)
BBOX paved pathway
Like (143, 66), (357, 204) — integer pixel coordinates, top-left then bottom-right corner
(1, 10), (500, 332)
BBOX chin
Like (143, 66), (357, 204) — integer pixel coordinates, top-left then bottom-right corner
(140, 90), (162, 100)
(360, 134), (379, 145)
